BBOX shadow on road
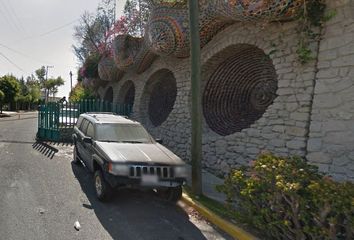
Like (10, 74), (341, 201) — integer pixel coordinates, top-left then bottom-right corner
(71, 162), (208, 240)
(32, 141), (59, 159)
(0, 116), (37, 122)
(0, 140), (35, 144)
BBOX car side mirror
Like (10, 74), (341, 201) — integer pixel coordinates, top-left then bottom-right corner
(83, 137), (92, 144)
(155, 138), (163, 144)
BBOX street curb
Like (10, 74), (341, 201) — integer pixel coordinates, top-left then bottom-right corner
(181, 193), (257, 240)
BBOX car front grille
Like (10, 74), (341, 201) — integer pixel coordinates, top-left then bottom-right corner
(129, 165), (174, 179)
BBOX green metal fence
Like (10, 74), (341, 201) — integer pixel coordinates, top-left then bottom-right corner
(37, 99), (132, 141)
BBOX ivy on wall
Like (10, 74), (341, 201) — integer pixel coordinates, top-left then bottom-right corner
(296, 0), (336, 64)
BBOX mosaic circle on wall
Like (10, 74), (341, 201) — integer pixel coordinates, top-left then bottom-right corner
(203, 44), (278, 136)
(147, 70), (177, 127)
(118, 80), (135, 108)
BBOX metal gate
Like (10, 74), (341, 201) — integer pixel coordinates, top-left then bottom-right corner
(37, 99), (132, 141)
(37, 102), (60, 141)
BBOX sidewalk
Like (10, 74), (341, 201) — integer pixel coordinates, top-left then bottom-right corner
(183, 165), (258, 240)
(185, 165), (227, 203)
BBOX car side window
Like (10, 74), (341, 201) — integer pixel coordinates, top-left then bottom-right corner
(86, 123), (94, 139)
(80, 119), (90, 135)
(76, 116), (83, 127)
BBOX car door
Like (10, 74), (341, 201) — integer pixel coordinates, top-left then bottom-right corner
(84, 122), (95, 172)
(77, 119), (89, 162)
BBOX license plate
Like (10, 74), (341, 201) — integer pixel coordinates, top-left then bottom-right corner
(141, 174), (158, 185)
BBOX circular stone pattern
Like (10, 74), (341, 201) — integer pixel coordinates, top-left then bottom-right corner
(119, 81), (135, 107)
(203, 44), (278, 136)
(147, 70), (177, 127)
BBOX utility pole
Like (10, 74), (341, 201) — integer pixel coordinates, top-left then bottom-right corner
(69, 71), (73, 93)
(188, 0), (202, 195)
(45, 65), (54, 102)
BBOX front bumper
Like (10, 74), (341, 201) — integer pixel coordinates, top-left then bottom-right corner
(103, 171), (185, 189)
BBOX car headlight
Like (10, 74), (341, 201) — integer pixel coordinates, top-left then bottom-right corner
(108, 163), (130, 176)
(174, 165), (187, 178)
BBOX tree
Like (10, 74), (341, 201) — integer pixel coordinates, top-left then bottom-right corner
(123, 0), (150, 37)
(43, 77), (65, 97)
(73, 0), (116, 63)
(0, 75), (20, 110)
(69, 82), (95, 102)
(0, 90), (4, 113)
(35, 66), (46, 85)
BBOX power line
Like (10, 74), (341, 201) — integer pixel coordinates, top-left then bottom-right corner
(16, 18), (79, 43)
(0, 51), (25, 73)
(0, 2), (17, 32)
(0, 43), (53, 65)
(4, 0), (26, 32)
(39, 19), (79, 37)
(0, 0), (22, 32)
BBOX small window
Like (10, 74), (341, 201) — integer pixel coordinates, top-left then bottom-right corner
(86, 123), (95, 138)
(80, 119), (90, 135)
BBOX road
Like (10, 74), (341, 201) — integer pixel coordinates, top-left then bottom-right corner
(0, 112), (232, 240)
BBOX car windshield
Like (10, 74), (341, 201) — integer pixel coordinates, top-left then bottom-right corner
(96, 123), (153, 143)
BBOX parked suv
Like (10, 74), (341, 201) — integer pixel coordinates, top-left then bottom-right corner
(72, 113), (187, 202)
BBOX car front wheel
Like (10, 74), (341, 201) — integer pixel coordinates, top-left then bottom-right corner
(94, 170), (112, 201)
(73, 145), (80, 164)
(159, 186), (182, 203)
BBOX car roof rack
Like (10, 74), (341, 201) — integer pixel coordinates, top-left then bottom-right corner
(86, 112), (115, 115)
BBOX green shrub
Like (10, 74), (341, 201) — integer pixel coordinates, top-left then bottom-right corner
(217, 153), (354, 240)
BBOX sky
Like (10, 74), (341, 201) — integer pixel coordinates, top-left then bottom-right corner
(0, 0), (125, 98)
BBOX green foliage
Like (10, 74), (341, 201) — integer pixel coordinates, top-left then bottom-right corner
(0, 90), (4, 102)
(83, 53), (101, 78)
(35, 66), (46, 84)
(0, 75), (20, 104)
(69, 83), (95, 102)
(296, 0), (336, 64)
(217, 153), (354, 240)
(43, 77), (65, 97)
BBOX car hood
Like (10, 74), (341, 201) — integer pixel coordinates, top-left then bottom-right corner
(95, 142), (185, 165)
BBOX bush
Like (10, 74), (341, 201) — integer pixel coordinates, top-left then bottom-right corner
(217, 153), (354, 240)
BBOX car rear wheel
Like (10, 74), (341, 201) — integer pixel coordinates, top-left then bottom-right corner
(159, 186), (182, 203)
(94, 170), (112, 201)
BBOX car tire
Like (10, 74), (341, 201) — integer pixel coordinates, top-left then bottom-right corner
(94, 170), (112, 201)
(73, 145), (80, 165)
(159, 186), (182, 203)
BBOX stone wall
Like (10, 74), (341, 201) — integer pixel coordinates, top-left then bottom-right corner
(98, 20), (319, 176)
(307, 0), (354, 181)
(96, 0), (354, 181)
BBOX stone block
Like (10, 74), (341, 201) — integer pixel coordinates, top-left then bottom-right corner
(316, 68), (339, 79)
(307, 138), (322, 151)
(286, 140), (306, 149)
(246, 147), (260, 155)
(286, 126), (307, 137)
(269, 139), (286, 147)
(325, 131), (353, 144)
(307, 152), (332, 164)
(332, 155), (352, 166)
(318, 49), (338, 61)
(331, 54), (354, 67)
(313, 93), (343, 108)
(290, 112), (309, 121)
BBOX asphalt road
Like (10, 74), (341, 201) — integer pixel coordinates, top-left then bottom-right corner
(0, 112), (232, 240)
